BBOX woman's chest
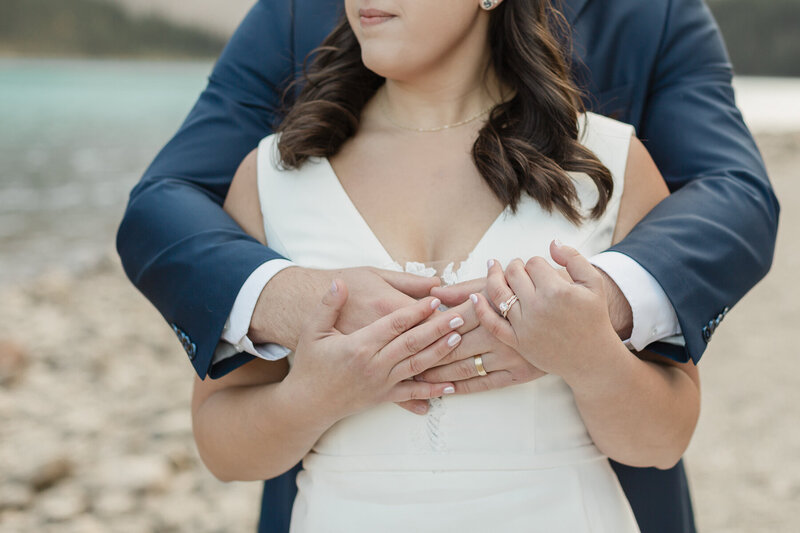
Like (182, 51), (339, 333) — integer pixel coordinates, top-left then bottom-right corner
(329, 138), (505, 264)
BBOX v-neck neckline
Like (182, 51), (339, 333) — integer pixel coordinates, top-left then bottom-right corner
(321, 156), (509, 270)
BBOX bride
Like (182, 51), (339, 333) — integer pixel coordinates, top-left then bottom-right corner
(191, 0), (700, 531)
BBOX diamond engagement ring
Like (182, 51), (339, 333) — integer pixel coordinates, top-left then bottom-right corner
(499, 294), (519, 319)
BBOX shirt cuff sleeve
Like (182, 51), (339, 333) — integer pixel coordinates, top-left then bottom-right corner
(212, 259), (296, 366)
(590, 251), (684, 352)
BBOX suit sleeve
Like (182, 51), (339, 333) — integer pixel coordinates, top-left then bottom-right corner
(608, 0), (780, 363)
(116, 1), (296, 379)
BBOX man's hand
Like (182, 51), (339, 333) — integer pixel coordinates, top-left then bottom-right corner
(249, 266), (442, 348)
(248, 265), (443, 414)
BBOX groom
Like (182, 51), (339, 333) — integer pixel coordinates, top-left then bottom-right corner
(118, 0), (778, 532)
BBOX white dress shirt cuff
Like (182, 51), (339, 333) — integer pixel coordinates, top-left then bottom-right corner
(590, 251), (684, 351)
(212, 259), (296, 366)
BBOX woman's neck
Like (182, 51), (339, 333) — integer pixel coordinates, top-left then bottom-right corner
(380, 50), (508, 132)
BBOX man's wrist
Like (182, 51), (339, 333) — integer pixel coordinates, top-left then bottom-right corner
(249, 266), (330, 349)
(596, 267), (633, 341)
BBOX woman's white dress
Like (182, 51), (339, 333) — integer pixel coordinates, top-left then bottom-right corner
(256, 112), (641, 533)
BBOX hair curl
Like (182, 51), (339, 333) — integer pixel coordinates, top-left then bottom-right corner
(276, 1), (612, 224)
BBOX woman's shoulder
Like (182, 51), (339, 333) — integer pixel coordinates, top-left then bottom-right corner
(578, 112), (636, 146)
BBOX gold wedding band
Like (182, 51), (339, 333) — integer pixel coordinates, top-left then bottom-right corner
(499, 294), (519, 319)
(474, 355), (488, 376)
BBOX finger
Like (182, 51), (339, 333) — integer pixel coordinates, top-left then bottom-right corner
(376, 269), (442, 298)
(388, 325), (463, 382)
(524, 256), (566, 294)
(549, 240), (603, 290)
(352, 296), (442, 353)
(470, 292), (517, 348)
(395, 400), (430, 416)
(426, 299), (479, 336)
(486, 258), (523, 323)
(502, 258), (533, 323)
(430, 278), (486, 307)
(451, 370), (515, 395)
(389, 381), (455, 403)
(380, 306), (464, 370)
(310, 279), (349, 336)
(425, 325), (492, 367)
(416, 352), (497, 383)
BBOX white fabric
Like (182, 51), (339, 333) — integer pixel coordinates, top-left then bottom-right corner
(213, 259), (294, 365)
(590, 251), (684, 350)
(256, 113), (641, 532)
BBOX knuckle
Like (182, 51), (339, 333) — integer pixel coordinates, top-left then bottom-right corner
(390, 314), (409, 337)
(490, 285), (507, 303)
(403, 332), (420, 354)
(406, 355), (424, 376)
(457, 361), (475, 380)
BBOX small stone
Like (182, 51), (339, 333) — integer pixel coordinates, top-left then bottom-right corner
(0, 340), (29, 386)
(92, 490), (137, 517)
(0, 482), (34, 510)
(30, 457), (74, 492)
(33, 485), (87, 522)
(88, 456), (172, 494)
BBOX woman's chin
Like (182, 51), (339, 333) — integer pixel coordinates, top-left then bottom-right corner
(361, 52), (417, 82)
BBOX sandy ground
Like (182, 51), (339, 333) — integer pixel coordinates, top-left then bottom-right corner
(0, 133), (797, 532)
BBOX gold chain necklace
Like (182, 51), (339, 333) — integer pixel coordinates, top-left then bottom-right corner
(379, 90), (496, 133)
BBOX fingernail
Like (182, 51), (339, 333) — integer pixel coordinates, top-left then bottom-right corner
(554, 238), (563, 247)
(487, 259), (495, 269)
(330, 280), (338, 293)
(430, 298), (441, 310)
(449, 316), (464, 329)
(443, 386), (455, 395)
(469, 293), (479, 305)
(415, 404), (428, 414)
(447, 333), (461, 347)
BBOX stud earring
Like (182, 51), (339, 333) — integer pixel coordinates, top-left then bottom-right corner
(481, 0), (495, 10)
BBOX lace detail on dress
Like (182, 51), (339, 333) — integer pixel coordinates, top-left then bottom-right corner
(384, 261), (467, 452)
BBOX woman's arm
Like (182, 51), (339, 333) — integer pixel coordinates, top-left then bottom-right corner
(192, 155), (461, 482)
(471, 137), (700, 469)
(575, 136), (700, 469)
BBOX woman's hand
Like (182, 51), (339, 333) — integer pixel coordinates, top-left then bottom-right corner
(283, 279), (463, 425)
(469, 240), (621, 385)
(415, 299), (546, 392)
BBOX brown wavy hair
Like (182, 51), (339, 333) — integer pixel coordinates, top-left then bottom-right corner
(276, 1), (612, 224)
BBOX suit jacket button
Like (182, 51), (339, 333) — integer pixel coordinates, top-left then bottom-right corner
(188, 343), (197, 361)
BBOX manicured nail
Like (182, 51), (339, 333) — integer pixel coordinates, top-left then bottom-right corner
(430, 298), (441, 310)
(443, 386), (455, 395)
(449, 316), (464, 329)
(469, 293), (479, 305)
(330, 280), (338, 293)
(447, 333), (461, 347)
(415, 404), (428, 414)
(487, 259), (495, 269)
(554, 238), (563, 247)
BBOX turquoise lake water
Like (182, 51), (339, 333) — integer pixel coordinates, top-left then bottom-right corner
(0, 58), (214, 284)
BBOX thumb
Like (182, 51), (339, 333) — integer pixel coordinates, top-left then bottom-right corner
(549, 240), (602, 291)
(312, 279), (349, 334)
(377, 269), (441, 298)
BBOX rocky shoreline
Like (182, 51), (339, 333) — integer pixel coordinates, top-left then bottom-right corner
(1, 133), (798, 532)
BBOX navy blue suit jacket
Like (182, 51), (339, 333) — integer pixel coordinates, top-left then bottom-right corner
(117, 1), (779, 532)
